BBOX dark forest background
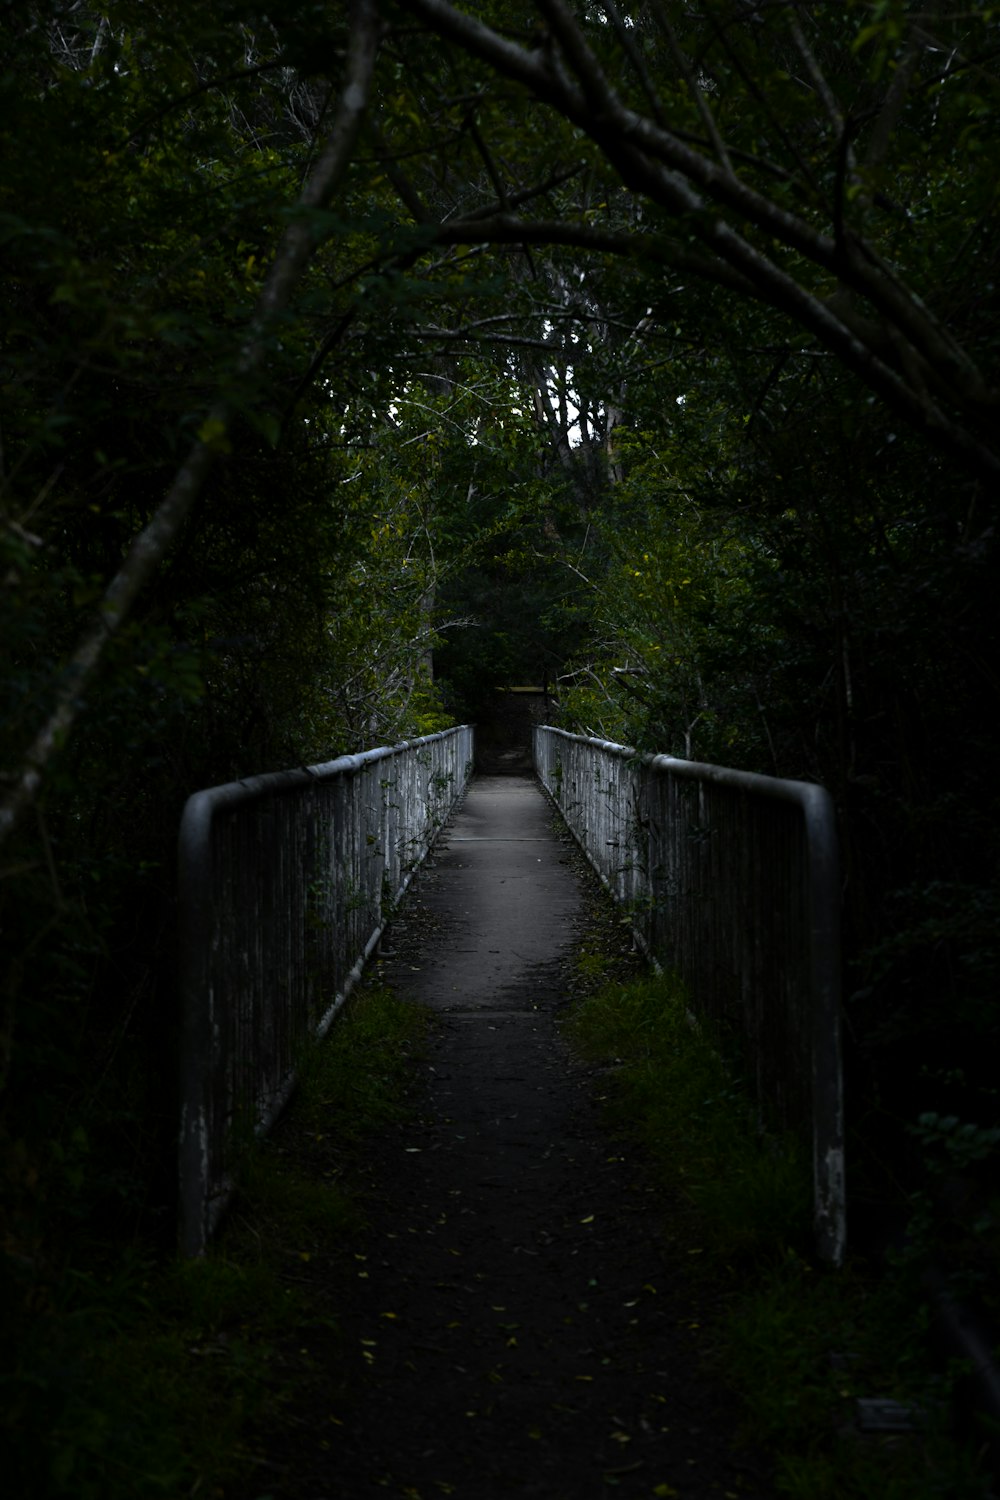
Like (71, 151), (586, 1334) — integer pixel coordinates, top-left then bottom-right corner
(3, 2), (999, 1491)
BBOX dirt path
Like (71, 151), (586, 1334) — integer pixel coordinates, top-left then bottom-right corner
(254, 777), (769, 1499)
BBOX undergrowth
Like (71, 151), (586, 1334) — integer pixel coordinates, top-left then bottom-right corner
(1, 983), (427, 1500)
(565, 969), (995, 1499)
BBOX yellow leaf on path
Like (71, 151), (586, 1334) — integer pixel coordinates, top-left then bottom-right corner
(197, 416), (231, 453)
(580, 1214), (595, 1224)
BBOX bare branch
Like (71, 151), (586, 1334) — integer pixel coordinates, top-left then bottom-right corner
(787, 6), (846, 142)
(601, 0), (667, 128)
(866, 5), (940, 169)
(646, 0), (733, 174)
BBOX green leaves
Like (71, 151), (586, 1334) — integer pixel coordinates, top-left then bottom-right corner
(911, 1113), (1000, 1173)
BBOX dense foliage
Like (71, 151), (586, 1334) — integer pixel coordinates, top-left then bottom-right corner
(2, 1), (999, 1490)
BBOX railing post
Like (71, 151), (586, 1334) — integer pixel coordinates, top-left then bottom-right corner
(177, 791), (216, 1259)
(804, 784), (846, 1266)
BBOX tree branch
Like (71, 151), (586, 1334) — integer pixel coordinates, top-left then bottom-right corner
(646, 0), (733, 174)
(865, 6), (939, 170)
(397, 0), (999, 475)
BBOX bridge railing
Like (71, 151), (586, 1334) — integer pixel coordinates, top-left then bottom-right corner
(177, 725), (474, 1256)
(534, 725), (844, 1265)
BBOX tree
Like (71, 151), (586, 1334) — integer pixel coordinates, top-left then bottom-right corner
(394, 0), (1000, 484)
(1, 0), (380, 845)
(3, 0), (1000, 1335)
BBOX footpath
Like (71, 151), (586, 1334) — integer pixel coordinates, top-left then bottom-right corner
(254, 775), (769, 1499)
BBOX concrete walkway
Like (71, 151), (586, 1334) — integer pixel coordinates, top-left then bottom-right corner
(386, 773), (583, 1011)
(321, 775), (765, 1499)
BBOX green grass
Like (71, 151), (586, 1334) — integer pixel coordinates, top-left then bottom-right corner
(295, 981), (429, 1142)
(2, 982), (429, 1500)
(567, 970), (811, 1263)
(2, 1251), (296, 1498)
(564, 970), (996, 1499)
(226, 983), (428, 1260)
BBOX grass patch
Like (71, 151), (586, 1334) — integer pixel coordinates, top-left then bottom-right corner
(725, 1258), (992, 1500)
(567, 970), (810, 1263)
(2, 981), (429, 1499)
(225, 984), (428, 1259)
(3, 1250), (298, 1499)
(296, 981), (429, 1142)
(565, 970), (995, 1498)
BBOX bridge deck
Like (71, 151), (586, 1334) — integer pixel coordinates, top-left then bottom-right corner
(382, 772), (583, 1011)
(285, 776), (766, 1496)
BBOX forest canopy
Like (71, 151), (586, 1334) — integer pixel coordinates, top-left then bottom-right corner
(2, 2), (1000, 1468)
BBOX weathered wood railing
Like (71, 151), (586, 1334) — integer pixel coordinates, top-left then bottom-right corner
(534, 725), (844, 1265)
(177, 726), (473, 1256)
